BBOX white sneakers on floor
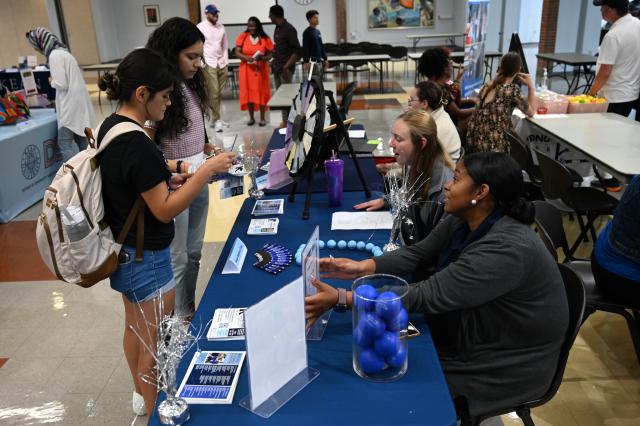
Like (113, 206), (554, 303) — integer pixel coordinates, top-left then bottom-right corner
(212, 119), (230, 132)
(132, 391), (146, 416)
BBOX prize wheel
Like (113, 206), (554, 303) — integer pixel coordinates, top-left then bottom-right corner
(284, 76), (325, 179)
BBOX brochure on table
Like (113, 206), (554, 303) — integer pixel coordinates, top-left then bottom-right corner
(251, 198), (284, 216)
(206, 308), (247, 340)
(176, 350), (246, 404)
(239, 276), (319, 418)
(302, 226), (331, 341)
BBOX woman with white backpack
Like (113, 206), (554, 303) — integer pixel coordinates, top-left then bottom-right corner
(97, 48), (234, 416)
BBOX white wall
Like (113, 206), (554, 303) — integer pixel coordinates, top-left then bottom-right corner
(90, 0), (119, 62)
(346, 0), (467, 48)
(555, 0), (601, 54)
(90, 0), (189, 61)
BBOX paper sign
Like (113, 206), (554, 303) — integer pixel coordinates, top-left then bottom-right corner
(348, 130), (366, 138)
(331, 211), (393, 230)
(243, 276), (308, 409)
(267, 148), (294, 190)
(222, 238), (247, 274)
(367, 139), (381, 145)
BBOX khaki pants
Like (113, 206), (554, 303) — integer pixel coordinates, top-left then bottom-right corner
(204, 65), (227, 122)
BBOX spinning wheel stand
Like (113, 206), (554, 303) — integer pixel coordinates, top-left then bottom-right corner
(288, 90), (371, 219)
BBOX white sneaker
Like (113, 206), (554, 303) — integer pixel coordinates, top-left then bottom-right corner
(132, 391), (146, 416)
(214, 120), (224, 132)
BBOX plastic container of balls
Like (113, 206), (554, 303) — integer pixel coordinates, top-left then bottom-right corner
(352, 274), (409, 382)
(534, 91), (569, 114)
(566, 95), (608, 113)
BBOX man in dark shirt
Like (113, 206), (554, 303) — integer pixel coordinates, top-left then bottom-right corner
(302, 10), (329, 78)
(269, 4), (301, 127)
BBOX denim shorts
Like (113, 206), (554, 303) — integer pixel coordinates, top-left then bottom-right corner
(110, 245), (176, 303)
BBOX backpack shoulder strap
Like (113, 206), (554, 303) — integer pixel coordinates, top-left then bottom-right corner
(116, 196), (145, 262)
(95, 122), (149, 154)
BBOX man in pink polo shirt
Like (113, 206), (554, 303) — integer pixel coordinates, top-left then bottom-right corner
(198, 4), (229, 132)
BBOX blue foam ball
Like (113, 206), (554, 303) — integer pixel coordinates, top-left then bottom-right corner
(374, 331), (401, 357)
(375, 291), (403, 320)
(386, 308), (409, 332)
(295, 254), (302, 265)
(386, 344), (408, 368)
(359, 312), (386, 340)
(347, 240), (357, 249)
(327, 239), (337, 249)
(373, 246), (381, 252)
(359, 349), (386, 374)
(337, 240), (347, 249)
(356, 241), (366, 250)
(318, 240), (325, 249)
(353, 323), (375, 347)
(365, 243), (374, 252)
(373, 249), (383, 257)
(354, 284), (378, 312)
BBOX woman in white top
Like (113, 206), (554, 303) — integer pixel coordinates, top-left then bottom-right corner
(408, 81), (461, 161)
(26, 27), (95, 162)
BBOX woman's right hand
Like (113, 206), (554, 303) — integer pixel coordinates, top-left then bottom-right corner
(319, 257), (374, 280)
(202, 152), (236, 175)
(517, 72), (534, 89)
(354, 198), (385, 211)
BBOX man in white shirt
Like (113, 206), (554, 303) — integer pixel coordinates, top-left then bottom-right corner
(589, 0), (640, 121)
(197, 4), (229, 132)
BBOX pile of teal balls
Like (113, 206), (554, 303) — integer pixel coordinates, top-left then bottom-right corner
(353, 284), (408, 375)
(295, 240), (384, 265)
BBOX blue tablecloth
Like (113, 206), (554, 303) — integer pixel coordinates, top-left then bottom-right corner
(261, 129), (385, 195)
(0, 109), (59, 222)
(150, 192), (457, 426)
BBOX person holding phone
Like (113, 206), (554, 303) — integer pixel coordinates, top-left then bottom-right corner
(466, 52), (536, 154)
(146, 18), (236, 319)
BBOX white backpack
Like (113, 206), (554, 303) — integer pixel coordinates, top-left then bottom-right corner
(36, 122), (147, 287)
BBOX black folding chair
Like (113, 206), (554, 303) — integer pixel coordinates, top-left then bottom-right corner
(533, 200), (640, 365)
(535, 149), (617, 256)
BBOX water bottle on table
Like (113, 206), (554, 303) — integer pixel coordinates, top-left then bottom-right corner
(324, 151), (344, 207)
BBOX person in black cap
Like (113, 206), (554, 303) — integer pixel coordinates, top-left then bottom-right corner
(589, 0), (640, 121)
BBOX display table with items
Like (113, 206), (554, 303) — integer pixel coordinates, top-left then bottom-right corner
(0, 67), (55, 101)
(259, 128), (384, 195)
(149, 191), (457, 426)
(0, 108), (59, 222)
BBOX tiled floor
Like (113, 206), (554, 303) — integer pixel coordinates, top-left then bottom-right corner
(1, 65), (638, 425)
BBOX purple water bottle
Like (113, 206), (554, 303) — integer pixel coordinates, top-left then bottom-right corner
(324, 151), (344, 207)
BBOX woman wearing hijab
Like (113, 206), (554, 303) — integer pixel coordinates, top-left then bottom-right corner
(26, 27), (95, 162)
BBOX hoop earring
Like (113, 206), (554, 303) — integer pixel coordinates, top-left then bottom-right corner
(471, 199), (477, 206)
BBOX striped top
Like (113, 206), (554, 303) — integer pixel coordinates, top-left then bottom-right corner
(155, 83), (206, 160)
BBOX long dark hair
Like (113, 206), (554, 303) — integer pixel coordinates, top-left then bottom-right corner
(463, 152), (534, 224)
(98, 48), (175, 103)
(245, 16), (269, 39)
(396, 110), (454, 200)
(146, 17), (209, 139)
(479, 52), (522, 102)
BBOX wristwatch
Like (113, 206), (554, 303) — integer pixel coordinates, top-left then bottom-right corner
(334, 288), (348, 312)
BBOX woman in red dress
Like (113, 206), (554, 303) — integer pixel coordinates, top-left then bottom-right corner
(235, 17), (274, 126)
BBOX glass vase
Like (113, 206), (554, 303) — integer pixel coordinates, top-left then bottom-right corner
(352, 274), (409, 382)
